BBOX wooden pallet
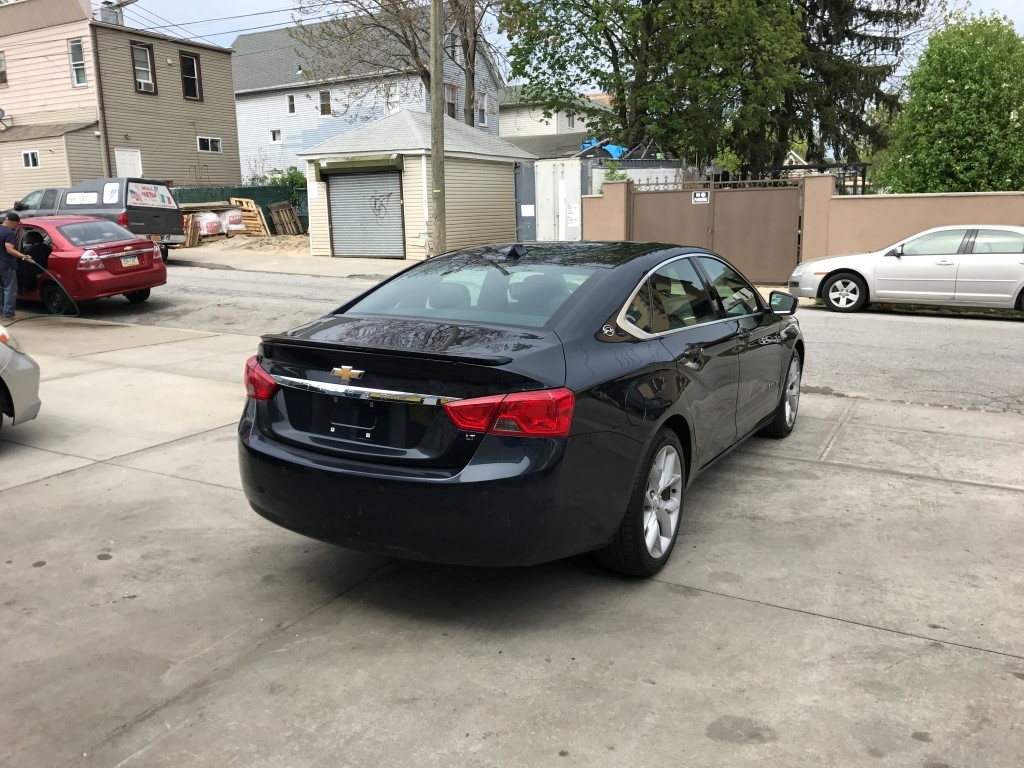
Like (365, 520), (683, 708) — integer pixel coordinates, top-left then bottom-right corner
(268, 201), (303, 235)
(229, 197), (271, 237)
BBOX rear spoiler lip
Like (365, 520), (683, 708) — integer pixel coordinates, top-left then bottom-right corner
(259, 336), (515, 366)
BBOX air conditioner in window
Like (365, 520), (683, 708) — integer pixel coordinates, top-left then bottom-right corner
(137, 81), (155, 93)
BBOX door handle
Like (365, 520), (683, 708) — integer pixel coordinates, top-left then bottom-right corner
(935, 260), (957, 266)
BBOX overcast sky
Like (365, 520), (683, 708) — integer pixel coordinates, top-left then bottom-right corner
(111, 0), (1024, 54)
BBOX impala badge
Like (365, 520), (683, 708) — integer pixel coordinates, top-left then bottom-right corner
(332, 366), (365, 382)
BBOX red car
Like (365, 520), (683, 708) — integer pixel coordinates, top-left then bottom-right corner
(15, 216), (167, 314)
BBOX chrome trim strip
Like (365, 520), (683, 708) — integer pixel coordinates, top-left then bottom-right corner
(102, 247), (155, 259)
(272, 374), (461, 406)
(615, 254), (763, 340)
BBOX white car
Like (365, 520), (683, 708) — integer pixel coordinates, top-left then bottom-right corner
(788, 225), (1024, 313)
(0, 324), (41, 434)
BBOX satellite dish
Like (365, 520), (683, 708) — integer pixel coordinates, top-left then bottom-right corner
(0, 108), (5, 119)
(0, 108), (6, 131)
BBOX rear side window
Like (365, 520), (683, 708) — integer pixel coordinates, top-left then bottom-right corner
(58, 221), (136, 247)
(347, 259), (599, 328)
(972, 229), (1024, 254)
(40, 189), (59, 209)
(126, 181), (177, 209)
(697, 256), (760, 317)
(649, 258), (719, 332)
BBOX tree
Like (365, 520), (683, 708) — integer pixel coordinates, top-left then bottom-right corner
(500, 0), (803, 164)
(733, 0), (931, 169)
(875, 13), (1024, 193)
(291, 0), (501, 126)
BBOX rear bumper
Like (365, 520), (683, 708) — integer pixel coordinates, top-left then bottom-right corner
(238, 402), (642, 566)
(153, 234), (186, 245)
(75, 264), (167, 299)
(1, 348), (41, 425)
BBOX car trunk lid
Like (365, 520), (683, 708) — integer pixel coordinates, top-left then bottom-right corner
(257, 315), (566, 469)
(93, 239), (156, 273)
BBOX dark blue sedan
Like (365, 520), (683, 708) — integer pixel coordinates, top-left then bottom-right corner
(238, 242), (803, 576)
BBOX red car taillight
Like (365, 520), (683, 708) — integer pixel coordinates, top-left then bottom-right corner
(77, 249), (104, 271)
(152, 243), (163, 261)
(244, 356), (279, 401)
(117, 212), (129, 228)
(443, 388), (575, 438)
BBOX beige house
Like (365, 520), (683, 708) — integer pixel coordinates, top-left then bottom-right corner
(301, 110), (534, 259)
(0, 0), (240, 206)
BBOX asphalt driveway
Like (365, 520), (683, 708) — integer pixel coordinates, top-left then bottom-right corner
(2, 317), (1023, 768)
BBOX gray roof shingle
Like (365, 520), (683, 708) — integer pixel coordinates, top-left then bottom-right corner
(0, 121), (98, 144)
(299, 110), (535, 160)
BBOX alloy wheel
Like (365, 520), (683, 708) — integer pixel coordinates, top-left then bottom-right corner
(643, 445), (683, 558)
(784, 356), (802, 427)
(827, 279), (860, 309)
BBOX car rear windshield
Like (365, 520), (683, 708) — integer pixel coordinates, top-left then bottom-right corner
(58, 221), (137, 247)
(346, 257), (600, 328)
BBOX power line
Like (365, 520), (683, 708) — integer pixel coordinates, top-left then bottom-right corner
(130, 3), (220, 46)
(135, 6), (299, 31)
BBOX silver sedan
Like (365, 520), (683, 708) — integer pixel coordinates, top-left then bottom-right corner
(0, 324), (41, 433)
(788, 225), (1024, 313)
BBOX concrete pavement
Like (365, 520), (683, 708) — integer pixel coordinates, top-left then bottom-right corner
(2, 317), (1024, 767)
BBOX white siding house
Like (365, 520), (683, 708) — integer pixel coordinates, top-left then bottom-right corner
(498, 87), (595, 138)
(232, 25), (502, 181)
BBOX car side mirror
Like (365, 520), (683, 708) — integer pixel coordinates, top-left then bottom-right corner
(769, 291), (798, 315)
(886, 244), (904, 258)
(12, 201), (27, 212)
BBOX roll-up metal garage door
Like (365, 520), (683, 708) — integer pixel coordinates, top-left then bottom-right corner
(326, 172), (405, 258)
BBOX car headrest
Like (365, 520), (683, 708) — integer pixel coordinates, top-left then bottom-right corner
(427, 281), (472, 310)
(23, 230), (44, 245)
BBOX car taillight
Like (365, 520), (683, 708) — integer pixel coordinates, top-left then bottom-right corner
(152, 243), (162, 260)
(77, 250), (104, 271)
(244, 356), (279, 401)
(117, 212), (129, 228)
(443, 388), (575, 438)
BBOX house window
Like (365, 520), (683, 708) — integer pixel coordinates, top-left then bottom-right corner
(22, 151), (40, 169)
(476, 93), (488, 126)
(180, 52), (202, 101)
(319, 89), (331, 116)
(68, 39), (87, 86)
(131, 42), (156, 93)
(448, 32), (458, 60)
(287, 94), (295, 114)
(383, 83), (398, 115)
(197, 136), (222, 153)
(444, 83), (457, 119)
(567, 113), (576, 129)
(0, 52), (7, 86)
(270, 129), (282, 143)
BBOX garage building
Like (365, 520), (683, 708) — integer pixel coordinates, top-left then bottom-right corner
(301, 110), (535, 259)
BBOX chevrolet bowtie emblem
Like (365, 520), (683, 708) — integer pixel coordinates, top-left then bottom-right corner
(331, 366), (365, 382)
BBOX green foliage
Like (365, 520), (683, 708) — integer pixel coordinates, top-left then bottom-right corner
(500, 0), (803, 163)
(248, 167), (307, 189)
(875, 13), (1024, 193)
(602, 161), (628, 183)
(734, 0), (929, 168)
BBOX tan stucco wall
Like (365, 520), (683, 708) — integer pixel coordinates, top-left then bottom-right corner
(818, 192), (1024, 258)
(581, 182), (631, 240)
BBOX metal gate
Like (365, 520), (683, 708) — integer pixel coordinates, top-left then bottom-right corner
(628, 181), (802, 283)
(514, 162), (536, 242)
(326, 172), (405, 258)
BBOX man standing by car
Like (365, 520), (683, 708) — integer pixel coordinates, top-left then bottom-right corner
(1, 211), (32, 321)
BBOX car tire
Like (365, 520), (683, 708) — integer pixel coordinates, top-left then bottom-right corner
(760, 353), (802, 439)
(40, 282), (73, 315)
(160, 245), (170, 264)
(125, 289), (151, 304)
(596, 428), (686, 577)
(822, 272), (868, 312)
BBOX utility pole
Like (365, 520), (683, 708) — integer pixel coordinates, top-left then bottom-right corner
(429, 0), (446, 255)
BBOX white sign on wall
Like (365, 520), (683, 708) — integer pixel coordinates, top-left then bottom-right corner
(692, 191), (710, 205)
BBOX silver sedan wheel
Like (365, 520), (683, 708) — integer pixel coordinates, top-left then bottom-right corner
(827, 279), (861, 309)
(784, 356), (802, 428)
(643, 445), (683, 559)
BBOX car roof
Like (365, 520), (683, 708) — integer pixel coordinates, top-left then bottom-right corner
(437, 241), (710, 269)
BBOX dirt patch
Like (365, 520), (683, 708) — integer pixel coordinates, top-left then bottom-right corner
(209, 234), (310, 255)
